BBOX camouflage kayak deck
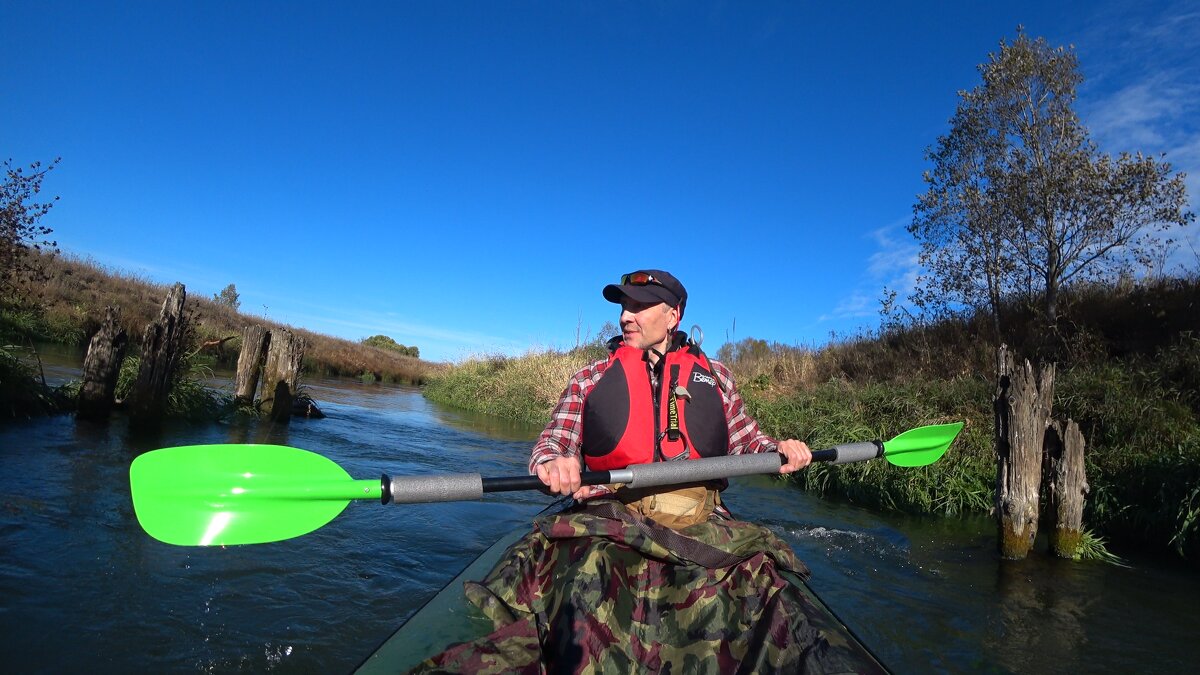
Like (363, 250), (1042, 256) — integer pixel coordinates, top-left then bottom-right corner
(355, 505), (888, 674)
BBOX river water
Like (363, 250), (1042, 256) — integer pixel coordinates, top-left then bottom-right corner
(1, 354), (1197, 673)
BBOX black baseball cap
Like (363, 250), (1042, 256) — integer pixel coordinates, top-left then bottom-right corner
(603, 269), (688, 315)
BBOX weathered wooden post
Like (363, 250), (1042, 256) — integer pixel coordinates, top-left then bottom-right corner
(77, 305), (128, 421)
(1045, 419), (1088, 558)
(128, 283), (188, 428)
(260, 328), (305, 422)
(233, 324), (270, 405)
(995, 344), (1055, 559)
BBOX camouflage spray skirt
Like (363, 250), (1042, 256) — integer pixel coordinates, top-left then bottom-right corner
(412, 503), (884, 674)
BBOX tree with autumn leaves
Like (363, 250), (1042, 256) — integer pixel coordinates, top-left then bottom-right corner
(909, 31), (1193, 339)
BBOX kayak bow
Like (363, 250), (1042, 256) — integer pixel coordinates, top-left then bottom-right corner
(354, 502), (890, 673)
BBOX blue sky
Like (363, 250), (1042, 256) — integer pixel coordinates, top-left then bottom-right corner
(4, 1), (1197, 362)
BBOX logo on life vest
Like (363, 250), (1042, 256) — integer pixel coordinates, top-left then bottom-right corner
(692, 372), (716, 387)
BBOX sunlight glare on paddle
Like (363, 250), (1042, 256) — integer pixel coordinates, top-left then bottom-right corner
(199, 512), (234, 547)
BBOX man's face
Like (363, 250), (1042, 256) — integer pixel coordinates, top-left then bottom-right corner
(619, 298), (678, 352)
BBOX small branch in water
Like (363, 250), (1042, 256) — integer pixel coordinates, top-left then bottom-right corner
(25, 334), (48, 388)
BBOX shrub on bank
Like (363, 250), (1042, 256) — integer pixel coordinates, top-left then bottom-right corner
(1054, 336), (1200, 559)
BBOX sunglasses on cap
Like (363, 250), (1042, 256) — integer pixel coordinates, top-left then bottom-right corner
(621, 272), (664, 287)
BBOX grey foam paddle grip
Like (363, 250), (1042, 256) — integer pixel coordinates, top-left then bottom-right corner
(623, 453), (784, 489)
(387, 472), (484, 504)
(825, 441), (883, 465)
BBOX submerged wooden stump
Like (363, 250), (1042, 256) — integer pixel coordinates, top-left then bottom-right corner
(260, 328), (306, 423)
(1046, 419), (1088, 558)
(128, 283), (188, 428)
(233, 325), (270, 405)
(78, 305), (128, 422)
(995, 345), (1055, 560)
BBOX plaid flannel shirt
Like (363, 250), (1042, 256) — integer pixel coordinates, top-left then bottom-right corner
(529, 353), (779, 500)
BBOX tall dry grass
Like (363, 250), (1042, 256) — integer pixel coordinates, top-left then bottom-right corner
(717, 275), (1200, 393)
(424, 343), (606, 424)
(2, 252), (440, 384)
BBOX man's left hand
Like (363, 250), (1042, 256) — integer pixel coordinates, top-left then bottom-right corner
(777, 439), (812, 474)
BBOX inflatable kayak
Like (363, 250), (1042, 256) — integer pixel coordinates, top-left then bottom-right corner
(354, 504), (888, 674)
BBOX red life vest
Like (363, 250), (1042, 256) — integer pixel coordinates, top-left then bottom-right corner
(581, 336), (729, 471)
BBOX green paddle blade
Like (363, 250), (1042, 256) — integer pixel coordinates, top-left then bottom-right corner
(130, 444), (381, 546)
(881, 422), (964, 467)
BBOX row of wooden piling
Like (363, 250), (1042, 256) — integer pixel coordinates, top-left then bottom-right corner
(76, 283), (307, 426)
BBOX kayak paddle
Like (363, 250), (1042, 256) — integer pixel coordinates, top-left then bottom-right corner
(130, 421), (963, 546)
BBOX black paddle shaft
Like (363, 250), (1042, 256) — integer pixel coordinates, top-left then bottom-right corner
(381, 469), (618, 503)
(482, 471), (613, 494)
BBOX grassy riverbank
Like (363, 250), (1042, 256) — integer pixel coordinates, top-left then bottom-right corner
(1, 252), (443, 386)
(424, 277), (1200, 561)
(423, 342), (608, 425)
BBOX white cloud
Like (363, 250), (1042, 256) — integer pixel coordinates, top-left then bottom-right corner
(1086, 78), (1185, 149)
(819, 219), (921, 326)
(866, 222), (921, 295)
(1080, 4), (1200, 210)
(821, 292), (874, 321)
(1077, 3), (1200, 274)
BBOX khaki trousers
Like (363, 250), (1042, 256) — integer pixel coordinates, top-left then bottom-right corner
(613, 484), (721, 530)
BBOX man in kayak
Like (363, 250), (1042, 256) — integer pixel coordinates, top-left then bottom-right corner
(531, 269), (813, 528)
(414, 270), (878, 673)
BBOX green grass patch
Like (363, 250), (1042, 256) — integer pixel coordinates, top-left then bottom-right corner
(1076, 529), (1128, 566)
(1053, 338), (1200, 560)
(745, 377), (995, 516)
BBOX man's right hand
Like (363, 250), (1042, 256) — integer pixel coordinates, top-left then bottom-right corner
(534, 455), (583, 498)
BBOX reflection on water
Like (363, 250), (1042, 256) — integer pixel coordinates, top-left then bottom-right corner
(428, 405), (542, 443)
(991, 560), (1090, 672)
(2, 349), (1199, 673)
